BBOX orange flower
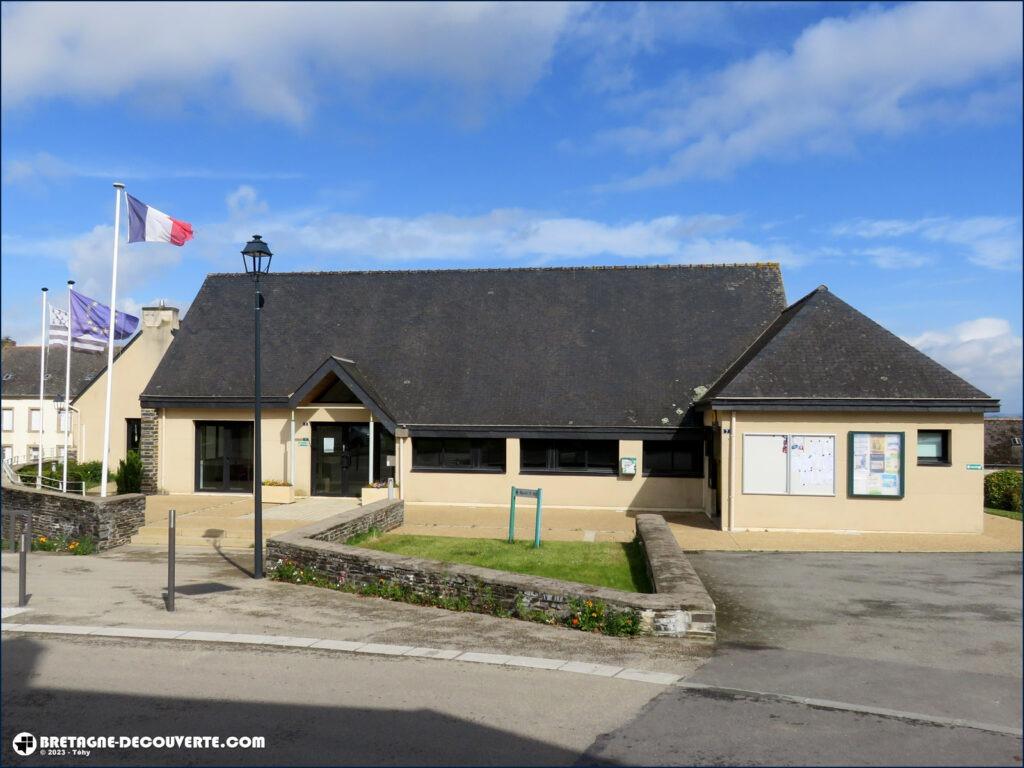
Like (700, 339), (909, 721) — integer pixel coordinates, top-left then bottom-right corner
(38, 536), (48, 543)
(571, 616), (580, 626)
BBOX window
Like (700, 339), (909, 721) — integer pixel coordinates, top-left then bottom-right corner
(58, 411), (71, 432)
(2, 409), (12, 432)
(520, 439), (618, 474)
(917, 430), (950, 466)
(412, 437), (505, 472)
(643, 437), (703, 477)
(2, 445), (12, 463)
(29, 409), (41, 432)
(195, 421), (254, 492)
(28, 445), (39, 461)
(126, 418), (142, 455)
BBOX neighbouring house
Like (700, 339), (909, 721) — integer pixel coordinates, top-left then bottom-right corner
(0, 303), (179, 471)
(1, 346), (107, 465)
(984, 417), (1023, 470)
(139, 263), (999, 534)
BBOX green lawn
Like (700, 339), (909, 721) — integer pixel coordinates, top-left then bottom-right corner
(358, 533), (652, 593)
(985, 507), (1023, 522)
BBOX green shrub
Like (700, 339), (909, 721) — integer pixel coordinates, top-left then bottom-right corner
(115, 451), (143, 494)
(76, 460), (107, 486)
(984, 470), (1023, 512)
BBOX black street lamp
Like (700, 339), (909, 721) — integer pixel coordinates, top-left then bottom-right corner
(242, 234), (272, 578)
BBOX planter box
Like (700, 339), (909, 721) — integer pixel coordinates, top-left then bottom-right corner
(262, 485), (294, 505)
(361, 486), (391, 505)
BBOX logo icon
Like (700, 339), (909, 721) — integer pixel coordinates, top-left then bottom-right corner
(12, 733), (37, 756)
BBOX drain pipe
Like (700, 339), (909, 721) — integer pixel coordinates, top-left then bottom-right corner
(728, 411), (736, 532)
(289, 411), (296, 487)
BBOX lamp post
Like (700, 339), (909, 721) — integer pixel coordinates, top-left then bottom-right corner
(242, 234), (272, 579)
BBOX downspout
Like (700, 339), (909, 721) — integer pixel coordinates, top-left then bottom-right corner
(159, 408), (165, 493)
(368, 413), (374, 487)
(289, 411), (295, 487)
(728, 411), (736, 532)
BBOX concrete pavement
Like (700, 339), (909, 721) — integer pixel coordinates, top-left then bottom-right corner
(584, 551), (1023, 765)
(0, 547), (709, 675)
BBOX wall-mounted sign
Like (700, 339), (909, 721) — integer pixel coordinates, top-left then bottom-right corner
(296, 438), (310, 447)
(386, 455), (396, 467)
(966, 463), (983, 470)
(323, 437), (335, 454)
(619, 457), (637, 476)
(848, 432), (904, 498)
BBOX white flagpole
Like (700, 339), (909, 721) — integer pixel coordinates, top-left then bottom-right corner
(100, 183), (124, 498)
(62, 280), (75, 492)
(37, 287), (48, 488)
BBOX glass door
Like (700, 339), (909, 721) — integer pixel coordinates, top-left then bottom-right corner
(312, 423), (370, 496)
(195, 421), (254, 492)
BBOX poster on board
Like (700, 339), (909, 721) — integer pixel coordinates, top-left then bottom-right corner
(789, 435), (835, 496)
(850, 432), (903, 497)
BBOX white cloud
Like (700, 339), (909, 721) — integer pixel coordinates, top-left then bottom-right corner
(862, 246), (933, 270)
(1, 226), (182, 307)
(1, 2), (576, 124)
(835, 215), (1022, 270)
(598, 2), (1022, 187)
(1, 151), (303, 186)
(905, 317), (1023, 411)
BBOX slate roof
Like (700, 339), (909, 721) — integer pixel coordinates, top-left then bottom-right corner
(701, 286), (999, 411)
(141, 264), (788, 430)
(984, 418), (1022, 468)
(1, 346), (110, 399)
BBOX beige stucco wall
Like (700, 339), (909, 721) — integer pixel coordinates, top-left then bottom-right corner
(75, 307), (178, 469)
(398, 437), (704, 511)
(715, 410), (985, 533)
(156, 409), (704, 511)
(157, 405), (375, 495)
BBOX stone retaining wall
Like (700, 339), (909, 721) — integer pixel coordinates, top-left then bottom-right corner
(1, 482), (145, 550)
(266, 499), (716, 640)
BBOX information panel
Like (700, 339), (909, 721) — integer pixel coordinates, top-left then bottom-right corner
(788, 435), (836, 496)
(849, 432), (904, 498)
(742, 434), (789, 495)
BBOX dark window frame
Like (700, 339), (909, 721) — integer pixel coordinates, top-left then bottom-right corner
(917, 429), (951, 466)
(193, 420), (255, 493)
(519, 439), (618, 476)
(411, 437), (506, 474)
(642, 438), (704, 478)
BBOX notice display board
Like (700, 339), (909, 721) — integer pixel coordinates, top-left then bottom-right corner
(848, 432), (904, 498)
(742, 433), (836, 497)
(788, 435), (836, 496)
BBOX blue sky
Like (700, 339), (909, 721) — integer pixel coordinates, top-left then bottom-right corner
(2, 1), (1022, 411)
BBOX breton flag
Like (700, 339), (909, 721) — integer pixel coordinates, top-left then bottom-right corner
(60, 289), (139, 349)
(49, 306), (104, 352)
(126, 193), (194, 246)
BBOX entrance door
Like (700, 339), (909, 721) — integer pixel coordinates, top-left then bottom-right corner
(311, 423), (369, 496)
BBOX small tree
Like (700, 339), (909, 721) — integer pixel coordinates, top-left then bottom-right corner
(115, 450), (143, 494)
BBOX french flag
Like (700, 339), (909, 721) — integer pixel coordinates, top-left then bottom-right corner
(126, 193), (194, 246)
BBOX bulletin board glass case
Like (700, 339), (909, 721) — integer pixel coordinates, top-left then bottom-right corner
(847, 432), (905, 499)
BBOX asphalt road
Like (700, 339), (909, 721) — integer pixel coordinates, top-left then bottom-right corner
(585, 552), (1024, 766)
(2, 551), (1022, 766)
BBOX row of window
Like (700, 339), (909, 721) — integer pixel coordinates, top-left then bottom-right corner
(410, 437), (704, 477)
(2, 408), (70, 432)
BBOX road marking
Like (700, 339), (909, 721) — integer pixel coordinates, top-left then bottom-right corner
(0, 620), (682, 687)
(675, 682), (1024, 738)
(0, 607), (30, 619)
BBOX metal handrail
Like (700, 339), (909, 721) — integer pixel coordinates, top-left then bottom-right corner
(3, 453), (87, 495)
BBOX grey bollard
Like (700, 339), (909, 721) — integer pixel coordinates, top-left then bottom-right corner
(18, 532), (28, 607)
(387, 477), (394, 500)
(167, 509), (176, 612)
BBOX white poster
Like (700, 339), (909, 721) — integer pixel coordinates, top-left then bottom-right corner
(789, 435), (835, 496)
(323, 437), (335, 454)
